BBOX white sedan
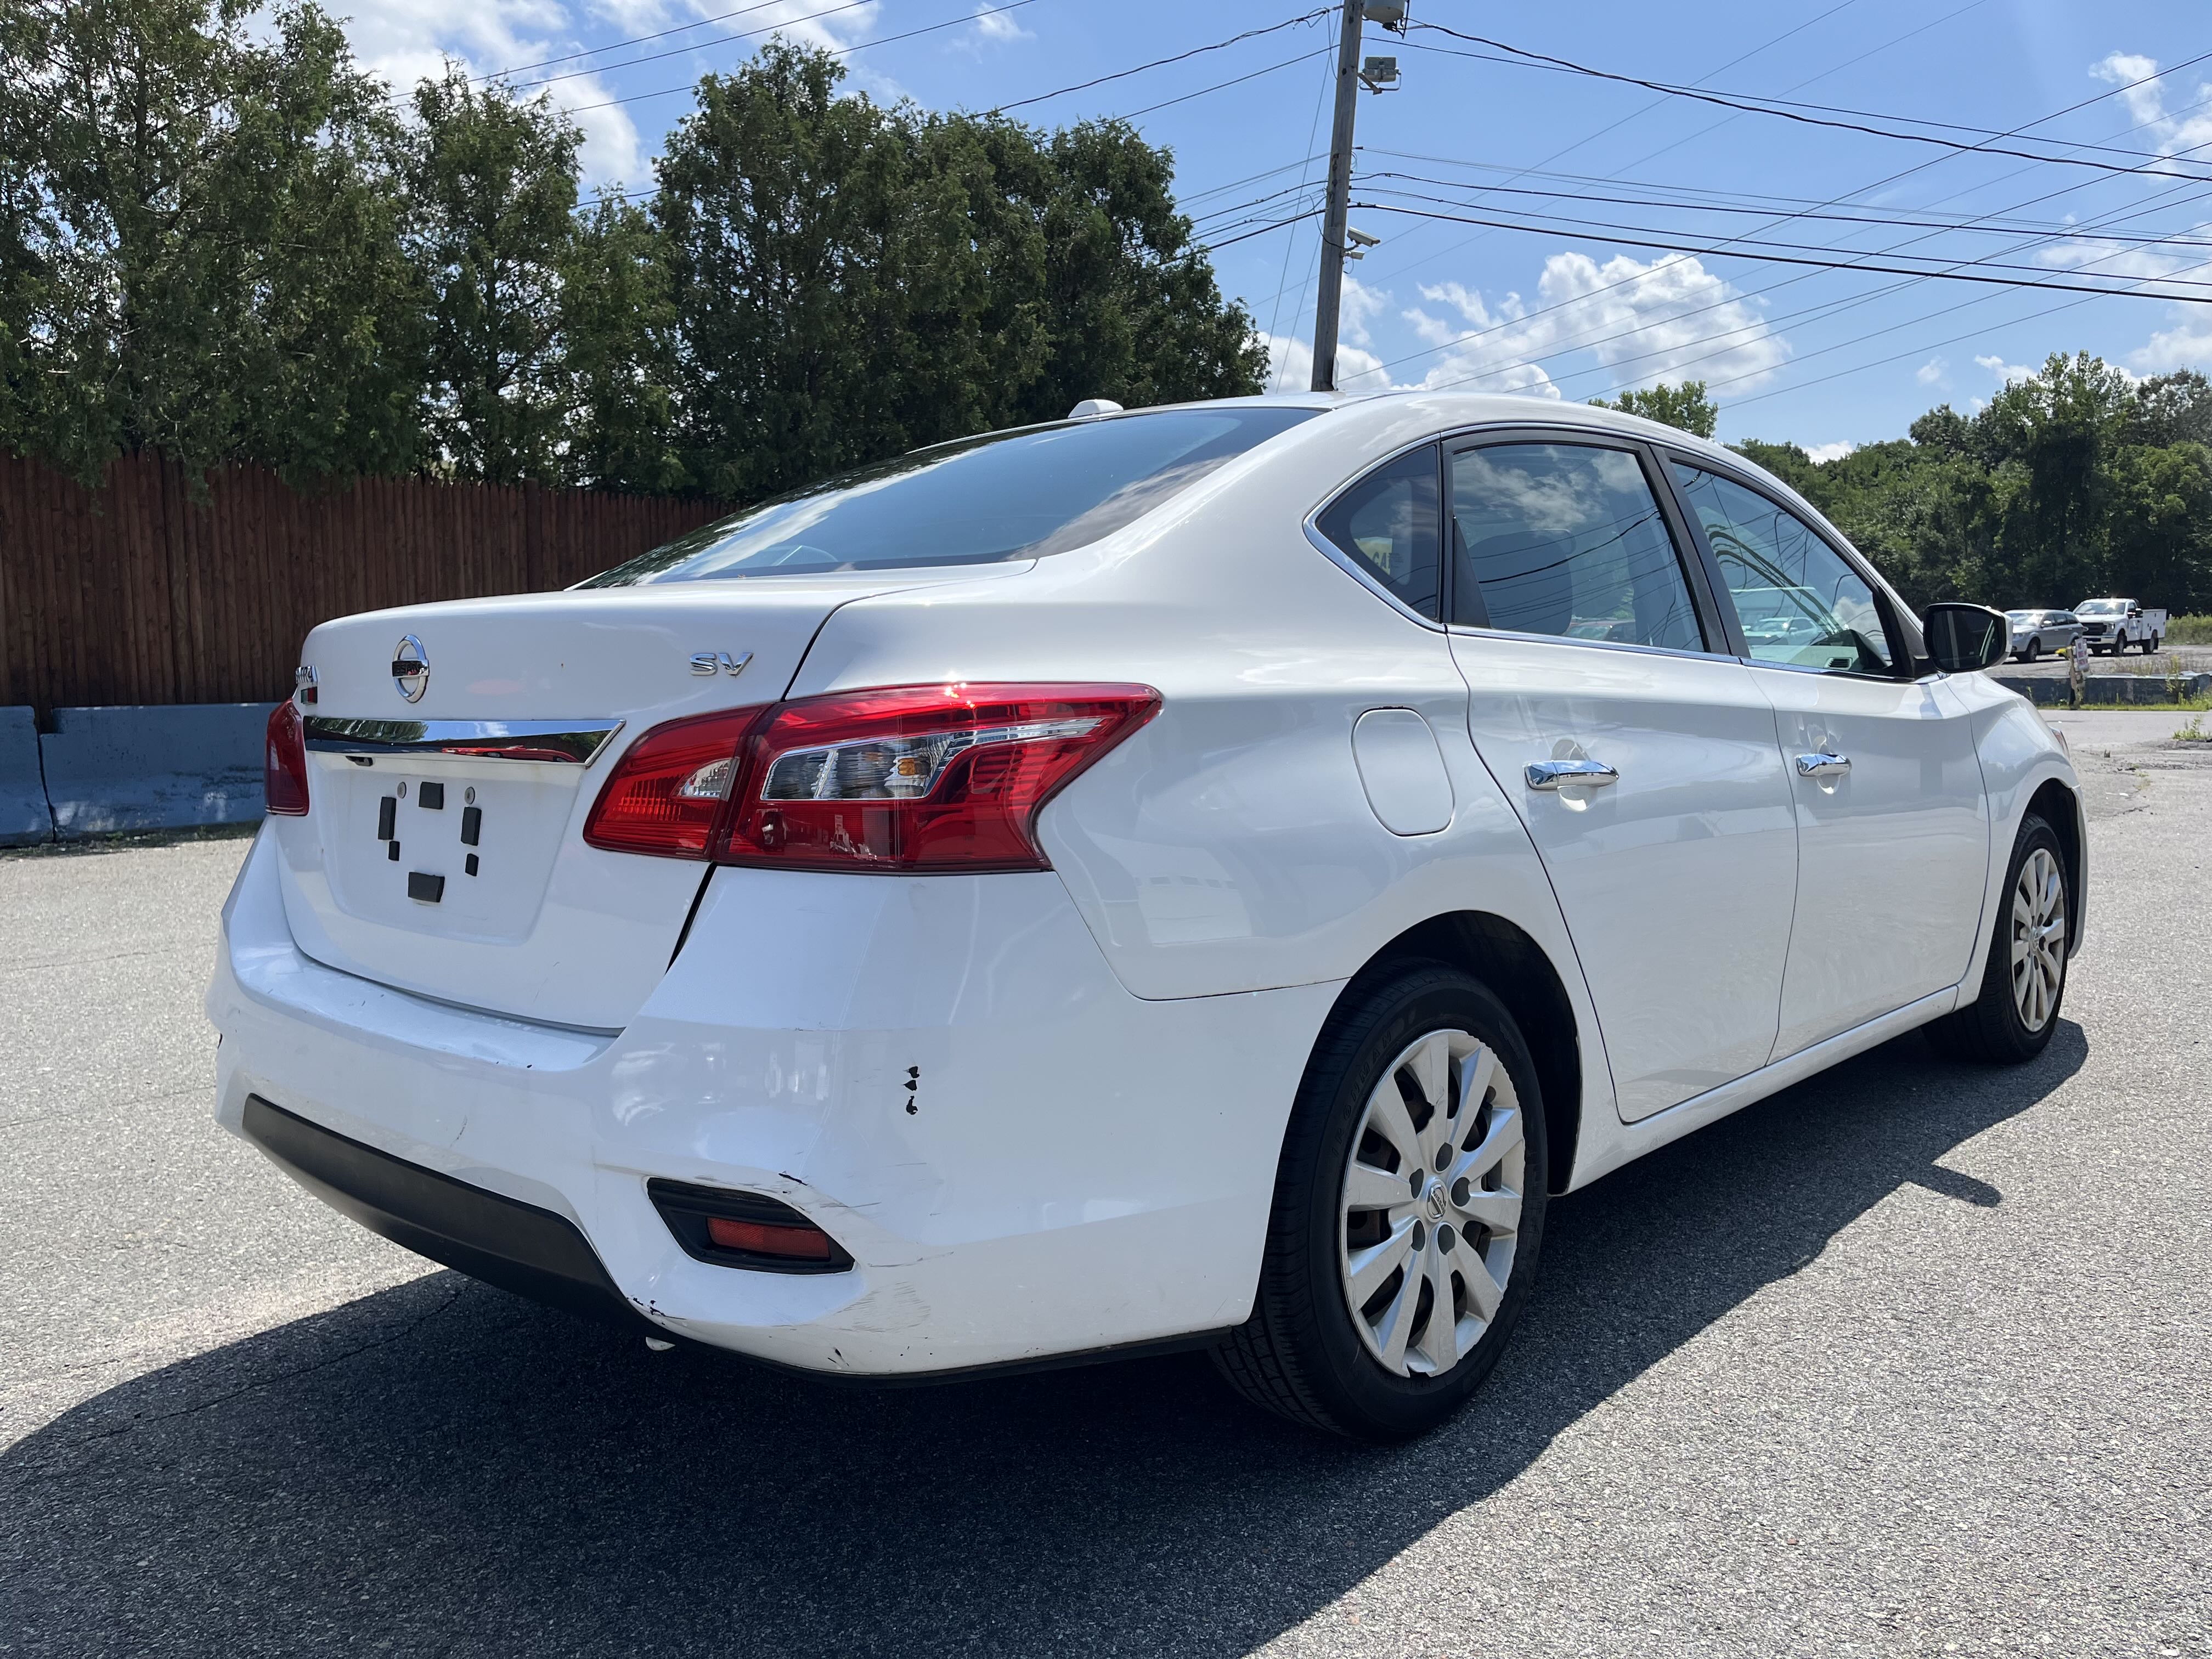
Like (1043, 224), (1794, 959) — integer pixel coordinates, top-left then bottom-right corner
(211, 394), (2084, 1441)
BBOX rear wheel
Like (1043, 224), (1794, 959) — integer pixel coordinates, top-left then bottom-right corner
(1215, 963), (1547, 1441)
(1926, 815), (2068, 1064)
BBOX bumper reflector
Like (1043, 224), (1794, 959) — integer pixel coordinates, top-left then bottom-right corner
(706, 1215), (833, 1261)
(647, 1179), (853, 1274)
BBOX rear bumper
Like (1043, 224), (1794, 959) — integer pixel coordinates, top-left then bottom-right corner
(210, 825), (1338, 1376)
(242, 1093), (651, 1331)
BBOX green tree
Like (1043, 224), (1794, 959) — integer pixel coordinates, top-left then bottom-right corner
(560, 196), (686, 493)
(406, 67), (581, 484)
(1734, 353), (2212, 614)
(0, 0), (421, 483)
(654, 43), (1264, 503)
(1589, 379), (1718, 438)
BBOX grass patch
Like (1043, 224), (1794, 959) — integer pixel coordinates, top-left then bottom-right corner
(2166, 614), (2212, 646)
(2061, 699), (2212, 713)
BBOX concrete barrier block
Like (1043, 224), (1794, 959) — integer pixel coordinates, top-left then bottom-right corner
(41, 703), (279, 837)
(1, 706), (52, 845)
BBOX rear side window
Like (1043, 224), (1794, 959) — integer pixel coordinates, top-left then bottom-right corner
(1670, 464), (1895, 676)
(1447, 443), (1705, 652)
(1315, 444), (1443, 619)
(585, 407), (1321, 585)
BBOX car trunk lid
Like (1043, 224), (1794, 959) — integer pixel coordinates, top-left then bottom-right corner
(271, 572), (1011, 1029)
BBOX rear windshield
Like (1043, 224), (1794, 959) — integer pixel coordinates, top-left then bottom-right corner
(582, 407), (1321, 586)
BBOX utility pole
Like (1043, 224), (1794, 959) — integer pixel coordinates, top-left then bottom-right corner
(1309, 3), (1404, 392)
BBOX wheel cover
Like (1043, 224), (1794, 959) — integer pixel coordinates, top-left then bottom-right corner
(2010, 847), (2066, 1032)
(1336, 1029), (1524, 1378)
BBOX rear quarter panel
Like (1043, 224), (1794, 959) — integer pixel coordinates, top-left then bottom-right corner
(787, 405), (1621, 1135)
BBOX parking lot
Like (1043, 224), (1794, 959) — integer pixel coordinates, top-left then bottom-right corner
(3, 710), (2208, 1658)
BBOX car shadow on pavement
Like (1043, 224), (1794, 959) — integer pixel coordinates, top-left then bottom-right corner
(2, 1023), (2085, 1659)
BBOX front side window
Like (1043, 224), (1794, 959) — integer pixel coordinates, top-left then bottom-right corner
(1671, 464), (1894, 676)
(1315, 444), (1442, 619)
(584, 407), (1321, 585)
(1447, 442), (1705, 652)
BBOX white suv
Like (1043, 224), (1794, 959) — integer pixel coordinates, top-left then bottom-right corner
(211, 394), (2083, 1440)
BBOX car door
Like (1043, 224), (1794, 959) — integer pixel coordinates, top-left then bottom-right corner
(1664, 459), (1989, 1057)
(1443, 434), (1800, 1122)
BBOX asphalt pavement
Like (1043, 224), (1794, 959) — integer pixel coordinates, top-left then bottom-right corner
(4, 713), (2209, 1658)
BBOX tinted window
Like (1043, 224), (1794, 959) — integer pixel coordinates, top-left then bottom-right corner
(1671, 465), (1894, 676)
(1316, 444), (1442, 619)
(1446, 443), (1703, 651)
(585, 407), (1320, 585)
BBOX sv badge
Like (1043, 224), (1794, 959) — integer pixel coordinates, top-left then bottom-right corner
(688, 651), (754, 678)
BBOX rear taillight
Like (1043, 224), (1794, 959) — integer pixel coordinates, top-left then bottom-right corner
(580, 707), (766, 857)
(584, 684), (1159, 872)
(265, 701), (309, 816)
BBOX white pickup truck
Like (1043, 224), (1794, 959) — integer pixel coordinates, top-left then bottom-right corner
(2073, 597), (2166, 654)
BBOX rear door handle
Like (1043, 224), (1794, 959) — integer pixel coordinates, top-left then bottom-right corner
(1526, 759), (1619, 791)
(1795, 751), (1852, 780)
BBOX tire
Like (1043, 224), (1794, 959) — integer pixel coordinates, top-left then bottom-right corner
(2021, 639), (2040, 663)
(1214, 962), (1548, 1441)
(1925, 814), (2069, 1064)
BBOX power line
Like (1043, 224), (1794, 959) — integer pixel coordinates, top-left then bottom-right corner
(1355, 161), (2212, 250)
(1558, 130), (2212, 409)
(1567, 166), (2212, 409)
(1366, 49), (2212, 387)
(1264, 49), (1339, 390)
(1358, 0), (1982, 289)
(510, 0), (883, 92)
(475, 0), (791, 84)
(563, 0), (1039, 112)
(985, 9), (1331, 114)
(1354, 183), (2212, 283)
(1401, 26), (2212, 182)
(1350, 201), (2212, 303)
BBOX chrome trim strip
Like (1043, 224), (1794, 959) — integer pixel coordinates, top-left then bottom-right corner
(303, 717), (623, 765)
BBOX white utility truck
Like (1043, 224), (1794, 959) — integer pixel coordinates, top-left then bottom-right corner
(2073, 597), (2166, 654)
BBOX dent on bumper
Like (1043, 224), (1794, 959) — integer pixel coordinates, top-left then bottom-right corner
(209, 825), (1339, 1375)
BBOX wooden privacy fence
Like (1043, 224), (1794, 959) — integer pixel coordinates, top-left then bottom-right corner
(0, 451), (730, 716)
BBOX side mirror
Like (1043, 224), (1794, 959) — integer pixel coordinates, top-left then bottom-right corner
(1924, 603), (2008, 673)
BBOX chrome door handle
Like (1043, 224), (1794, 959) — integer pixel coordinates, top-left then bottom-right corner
(1526, 759), (1618, 791)
(1795, 751), (1852, 780)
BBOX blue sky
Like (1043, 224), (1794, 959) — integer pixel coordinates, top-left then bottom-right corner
(334, 0), (2212, 455)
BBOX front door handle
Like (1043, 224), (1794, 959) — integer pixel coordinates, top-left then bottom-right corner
(1795, 751), (1852, 780)
(1526, 758), (1619, 791)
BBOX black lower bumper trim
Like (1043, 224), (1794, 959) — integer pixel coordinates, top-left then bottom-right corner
(241, 1094), (649, 1331)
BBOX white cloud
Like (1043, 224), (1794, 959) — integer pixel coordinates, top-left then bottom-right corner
(2131, 320), (2212, 373)
(334, 0), (886, 188)
(1396, 249), (1787, 399)
(2092, 51), (2212, 159)
(1805, 441), (1858, 464)
(1260, 333), (1391, 394)
(1916, 356), (1948, 386)
(971, 3), (1034, 42)
(1339, 276), (1389, 349)
(1975, 353), (2035, 385)
(1259, 247), (1788, 408)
